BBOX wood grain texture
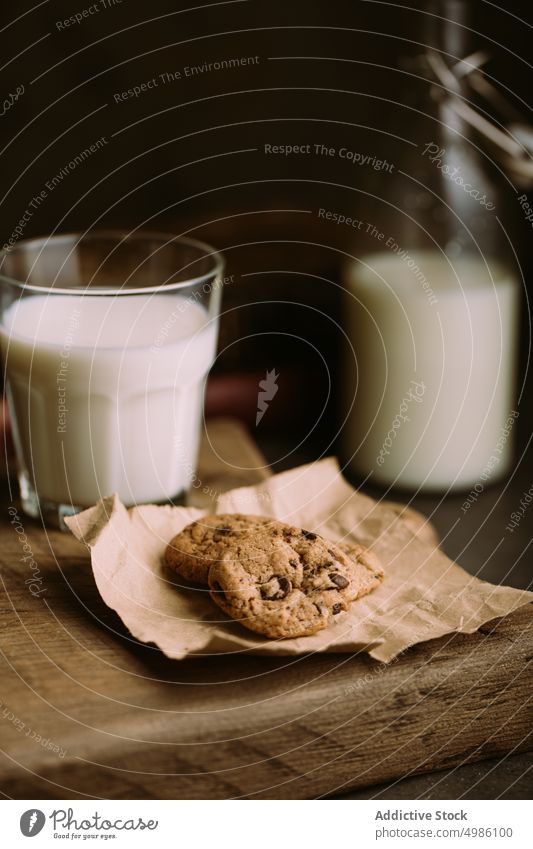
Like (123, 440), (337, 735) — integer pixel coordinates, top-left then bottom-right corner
(0, 418), (530, 799)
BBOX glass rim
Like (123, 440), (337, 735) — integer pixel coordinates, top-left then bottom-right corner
(0, 229), (225, 296)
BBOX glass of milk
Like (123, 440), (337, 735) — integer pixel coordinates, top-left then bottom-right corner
(0, 230), (224, 527)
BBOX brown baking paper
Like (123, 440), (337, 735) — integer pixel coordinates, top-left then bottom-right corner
(65, 459), (533, 662)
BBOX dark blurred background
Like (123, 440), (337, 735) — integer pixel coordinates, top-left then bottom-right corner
(1, 0), (532, 502)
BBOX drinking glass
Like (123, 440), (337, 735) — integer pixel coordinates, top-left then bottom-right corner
(0, 230), (224, 527)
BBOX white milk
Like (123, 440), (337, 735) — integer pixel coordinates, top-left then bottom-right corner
(1, 293), (217, 507)
(342, 250), (520, 490)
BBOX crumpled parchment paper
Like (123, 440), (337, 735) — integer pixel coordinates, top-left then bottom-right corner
(65, 458), (532, 662)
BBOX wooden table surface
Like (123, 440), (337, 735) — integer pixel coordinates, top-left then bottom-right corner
(0, 419), (531, 799)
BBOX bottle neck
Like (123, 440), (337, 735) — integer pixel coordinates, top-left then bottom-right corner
(427, 0), (471, 60)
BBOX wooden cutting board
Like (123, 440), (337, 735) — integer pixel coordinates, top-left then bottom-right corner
(0, 419), (531, 799)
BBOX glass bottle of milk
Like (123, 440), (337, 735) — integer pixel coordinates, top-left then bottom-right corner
(341, 1), (521, 491)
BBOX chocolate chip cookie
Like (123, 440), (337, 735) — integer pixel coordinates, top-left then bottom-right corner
(164, 513), (272, 584)
(337, 541), (385, 600)
(207, 521), (384, 639)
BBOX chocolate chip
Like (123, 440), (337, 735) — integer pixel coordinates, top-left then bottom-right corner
(289, 558), (299, 567)
(278, 576), (291, 595)
(213, 525), (232, 542)
(332, 603), (343, 615)
(329, 572), (349, 589)
(261, 575), (292, 600)
(301, 529), (317, 540)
